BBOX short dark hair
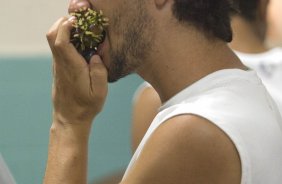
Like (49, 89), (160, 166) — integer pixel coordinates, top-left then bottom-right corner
(172, 0), (236, 42)
(232, 0), (259, 21)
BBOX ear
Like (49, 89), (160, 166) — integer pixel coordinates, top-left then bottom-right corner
(154, 0), (169, 9)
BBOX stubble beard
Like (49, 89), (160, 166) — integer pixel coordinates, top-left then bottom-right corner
(107, 2), (155, 83)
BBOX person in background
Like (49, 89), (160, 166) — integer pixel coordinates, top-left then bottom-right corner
(231, 0), (282, 114)
(44, 0), (282, 183)
(267, 0), (282, 47)
(0, 153), (16, 184)
(132, 0), (282, 153)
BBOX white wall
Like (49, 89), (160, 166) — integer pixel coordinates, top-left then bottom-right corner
(0, 0), (68, 55)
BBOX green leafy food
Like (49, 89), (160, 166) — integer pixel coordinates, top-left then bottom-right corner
(70, 8), (109, 62)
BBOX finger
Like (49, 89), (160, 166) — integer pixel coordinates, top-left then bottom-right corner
(89, 55), (108, 97)
(68, 0), (90, 13)
(46, 17), (68, 54)
(54, 17), (80, 62)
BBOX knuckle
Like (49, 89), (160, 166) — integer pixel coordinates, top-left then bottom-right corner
(54, 40), (65, 51)
(46, 31), (55, 42)
(62, 20), (70, 28)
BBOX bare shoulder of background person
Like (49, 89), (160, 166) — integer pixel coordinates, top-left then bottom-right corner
(131, 82), (161, 152)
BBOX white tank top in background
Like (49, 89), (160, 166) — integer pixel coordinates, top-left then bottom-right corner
(0, 154), (16, 184)
(235, 48), (282, 115)
(124, 69), (282, 184)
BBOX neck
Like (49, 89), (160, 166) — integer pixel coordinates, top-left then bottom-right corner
(137, 26), (246, 103)
(229, 16), (268, 53)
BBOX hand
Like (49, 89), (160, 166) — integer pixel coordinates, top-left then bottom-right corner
(46, 17), (108, 126)
(68, 0), (90, 13)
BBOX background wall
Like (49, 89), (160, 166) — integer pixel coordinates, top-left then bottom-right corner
(0, 56), (143, 183)
(0, 1), (143, 183)
(0, 1), (68, 55)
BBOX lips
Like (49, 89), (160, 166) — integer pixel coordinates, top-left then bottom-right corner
(97, 31), (107, 57)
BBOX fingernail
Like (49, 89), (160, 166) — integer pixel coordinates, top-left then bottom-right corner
(92, 55), (102, 64)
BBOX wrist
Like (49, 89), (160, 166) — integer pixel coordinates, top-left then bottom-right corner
(45, 120), (91, 184)
(53, 110), (95, 126)
(50, 116), (94, 145)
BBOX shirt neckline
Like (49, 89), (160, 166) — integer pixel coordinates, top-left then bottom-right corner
(159, 69), (256, 111)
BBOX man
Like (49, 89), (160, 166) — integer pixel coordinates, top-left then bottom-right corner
(43, 0), (282, 184)
(132, 0), (282, 152)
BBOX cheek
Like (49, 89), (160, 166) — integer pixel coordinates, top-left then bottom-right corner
(90, 0), (115, 18)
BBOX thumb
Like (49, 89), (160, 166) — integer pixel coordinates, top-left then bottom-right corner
(89, 55), (108, 96)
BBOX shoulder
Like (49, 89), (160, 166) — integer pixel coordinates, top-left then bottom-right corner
(132, 82), (161, 116)
(133, 82), (160, 105)
(150, 115), (242, 168)
(123, 114), (241, 184)
(131, 82), (162, 152)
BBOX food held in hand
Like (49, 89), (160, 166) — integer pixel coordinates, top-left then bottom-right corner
(70, 8), (109, 62)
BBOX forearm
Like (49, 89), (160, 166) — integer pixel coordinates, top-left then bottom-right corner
(43, 118), (92, 184)
(44, 12), (108, 184)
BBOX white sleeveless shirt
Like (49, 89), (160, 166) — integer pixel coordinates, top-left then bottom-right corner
(235, 48), (282, 115)
(124, 69), (282, 184)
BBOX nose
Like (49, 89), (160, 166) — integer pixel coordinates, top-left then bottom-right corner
(68, 0), (91, 13)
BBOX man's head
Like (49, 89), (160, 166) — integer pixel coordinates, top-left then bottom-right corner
(231, 0), (269, 40)
(172, 0), (235, 43)
(232, 0), (269, 21)
(233, 0), (260, 21)
(89, 0), (235, 82)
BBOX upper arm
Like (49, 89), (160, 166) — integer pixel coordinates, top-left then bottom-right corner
(124, 115), (241, 184)
(131, 85), (161, 152)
